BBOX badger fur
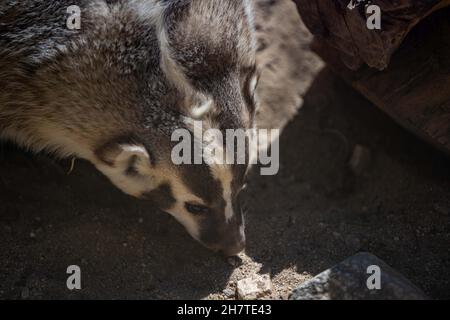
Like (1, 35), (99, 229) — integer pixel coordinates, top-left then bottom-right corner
(0, 0), (258, 256)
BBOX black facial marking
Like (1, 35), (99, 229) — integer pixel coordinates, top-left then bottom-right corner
(142, 183), (176, 210)
(180, 163), (223, 205)
(181, 162), (247, 252)
(231, 164), (248, 194)
(214, 80), (247, 130)
(125, 155), (139, 176)
(185, 202), (210, 215)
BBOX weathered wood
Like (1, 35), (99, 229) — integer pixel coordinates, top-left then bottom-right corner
(293, 0), (450, 70)
(310, 8), (450, 155)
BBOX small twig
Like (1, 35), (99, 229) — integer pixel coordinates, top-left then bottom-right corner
(67, 157), (76, 175)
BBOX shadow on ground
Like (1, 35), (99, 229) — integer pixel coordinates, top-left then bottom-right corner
(1, 68), (449, 299)
(0, 148), (235, 299)
(244, 68), (450, 299)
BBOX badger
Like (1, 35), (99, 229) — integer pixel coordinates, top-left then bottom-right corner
(0, 0), (259, 256)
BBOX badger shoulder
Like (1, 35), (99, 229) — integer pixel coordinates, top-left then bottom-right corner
(0, 0), (172, 159)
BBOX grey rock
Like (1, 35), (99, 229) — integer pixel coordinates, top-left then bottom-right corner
(222, 288), (235, 298)
(237, 274), (272, 300)
(289, 252), (428, 300)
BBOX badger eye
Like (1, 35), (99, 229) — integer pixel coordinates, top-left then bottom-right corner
(185, 203), (210, 215)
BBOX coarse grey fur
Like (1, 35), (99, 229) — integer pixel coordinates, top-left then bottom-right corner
(0, 0), (258, 256)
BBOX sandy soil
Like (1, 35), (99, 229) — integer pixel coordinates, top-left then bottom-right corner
(1, 0), (449, 299)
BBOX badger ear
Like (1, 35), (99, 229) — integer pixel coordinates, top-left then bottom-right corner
(116, 145), (151, 176)
(95, 142), (152, 175)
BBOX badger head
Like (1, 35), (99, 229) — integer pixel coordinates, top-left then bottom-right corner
(92, 0), (259, 256)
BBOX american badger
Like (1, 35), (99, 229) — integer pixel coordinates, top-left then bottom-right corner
(0, 0), (258, 256)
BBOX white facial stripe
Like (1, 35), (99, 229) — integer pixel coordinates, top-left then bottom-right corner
(250, 74), (258, 95)
(240, 0), (257, 66)
(155, 4), (197, 101)
(240, 214), (246, 242)
(160, 167), (205, 240)
(130, 0), (165, 22)
(187, 121), (239, 224)
(209, 161), (234, 223)
(223, 178), (233, 222)
(180, 125), (234, 226)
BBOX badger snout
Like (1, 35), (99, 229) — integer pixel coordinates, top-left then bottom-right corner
(217, 201), (247, 257)
(204, 233), (246, 257)
(219, 237), (246, 257)
(197, 213), (246, 257)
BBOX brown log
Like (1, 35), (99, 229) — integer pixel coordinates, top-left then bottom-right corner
(310, 8), (450, 155)
(293, 0), (450, 70)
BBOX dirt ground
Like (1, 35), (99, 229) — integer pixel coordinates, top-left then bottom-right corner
(1, 0), (450, 300)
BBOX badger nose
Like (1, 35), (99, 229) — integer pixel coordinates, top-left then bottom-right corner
(220, 239), (246, 257)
